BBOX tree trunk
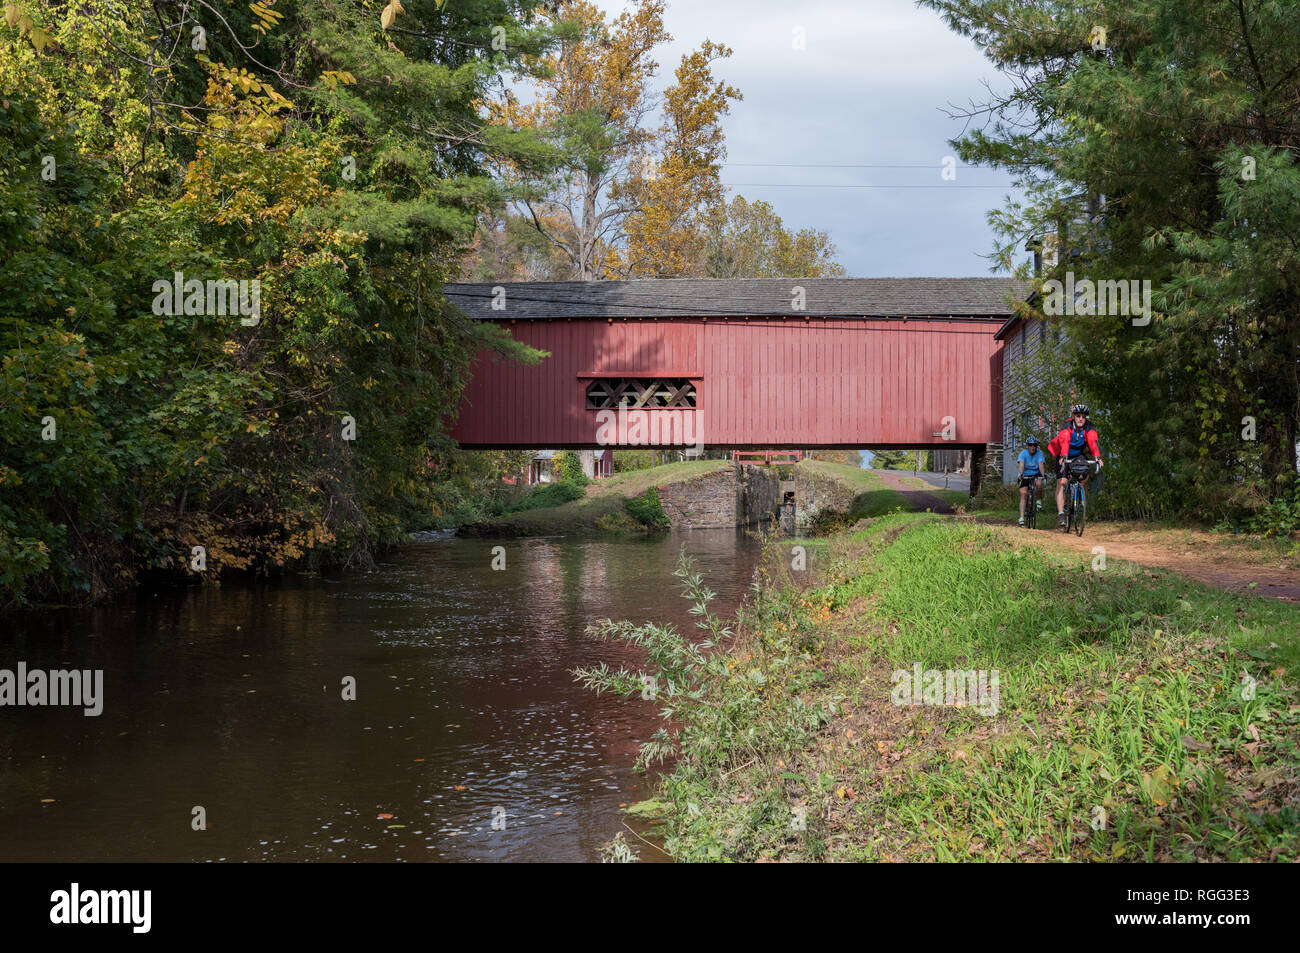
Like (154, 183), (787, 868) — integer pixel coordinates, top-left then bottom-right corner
(579, 176), (599, 280)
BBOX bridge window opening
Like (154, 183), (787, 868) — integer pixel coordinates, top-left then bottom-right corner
(585, 378), (696, 410)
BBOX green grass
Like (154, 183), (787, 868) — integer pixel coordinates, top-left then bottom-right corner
(587, 513), (1300, 862)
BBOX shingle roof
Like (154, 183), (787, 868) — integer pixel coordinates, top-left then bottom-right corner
(444, 278), (1029, 320)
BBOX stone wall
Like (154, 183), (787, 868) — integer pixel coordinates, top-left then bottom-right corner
(791, 465), (861, 532)
(657, 464), (780, 529)
(739, 465), (781, 525)
(970, 443), (1001, 497)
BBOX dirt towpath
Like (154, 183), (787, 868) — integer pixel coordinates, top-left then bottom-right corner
(973, 517), (1300, 603)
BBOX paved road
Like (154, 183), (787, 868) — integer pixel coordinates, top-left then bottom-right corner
(870, 469), (970, 492)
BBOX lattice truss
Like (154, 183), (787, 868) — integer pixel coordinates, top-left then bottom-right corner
(585, 378), (697, 409)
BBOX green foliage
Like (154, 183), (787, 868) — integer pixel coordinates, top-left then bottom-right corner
(597, 831), (640, 863)
(970, 480), (1019, 514)
(573, 547), (834, 860)
(507, 479), (585, 512)
(623, 486), (669, 528)
(1235, 482), (1300, 538)
(613, 449), (655, 472)
(869, 449), (915, 471)
(558, 449), (590, 486)
(575, 548), (819, 776)
(703, 195), (846, 278)
(0, 0), (558, 604)
(923, 0), (1300, 521)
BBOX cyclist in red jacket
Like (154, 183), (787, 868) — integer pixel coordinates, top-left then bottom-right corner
(1047, 404), (1104, 527)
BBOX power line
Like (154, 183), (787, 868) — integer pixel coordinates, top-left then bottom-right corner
(723, 182), (1017, 189)
(725, 162), (1002, 170)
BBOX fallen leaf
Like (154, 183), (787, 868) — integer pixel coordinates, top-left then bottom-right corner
(1140, 764), (1177, 806)
(377, 813), (394, 819)
(1181, 735), (1212, 751)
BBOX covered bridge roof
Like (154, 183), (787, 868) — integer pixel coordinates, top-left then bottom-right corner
(444, 278), (1028, 320)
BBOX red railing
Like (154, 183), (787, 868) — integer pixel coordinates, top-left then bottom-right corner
(732, 450), (804, 466)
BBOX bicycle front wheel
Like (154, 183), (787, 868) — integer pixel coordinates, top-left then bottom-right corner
(1074, 491), (1086, 536)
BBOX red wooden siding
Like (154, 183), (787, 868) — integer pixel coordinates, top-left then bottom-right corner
(450, 318), (1005, 448)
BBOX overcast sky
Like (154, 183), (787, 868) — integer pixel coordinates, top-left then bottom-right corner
(593, 0), (1029, 278)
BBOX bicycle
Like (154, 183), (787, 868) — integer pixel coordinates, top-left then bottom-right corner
(1061, 458), (1093, 537)
(1018, 475), (1043, 529)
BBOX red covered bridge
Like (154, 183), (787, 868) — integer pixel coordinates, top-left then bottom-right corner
(446, 278), (1024, 453)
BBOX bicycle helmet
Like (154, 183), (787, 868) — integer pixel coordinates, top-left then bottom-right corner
(1070, 403), (1089, 416)
(1025, 437), (1038, 446)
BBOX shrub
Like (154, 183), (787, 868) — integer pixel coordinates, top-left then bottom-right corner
(507, 480), (585, 512)
(559, 450), (590, 486)
(624, 487), (670, 528)
(972, 479), (1018, 511)
(1245, 484), (1300, 538)
(612, 449), (655, 472)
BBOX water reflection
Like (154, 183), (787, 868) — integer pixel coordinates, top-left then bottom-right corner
(0, 528), (760, 862)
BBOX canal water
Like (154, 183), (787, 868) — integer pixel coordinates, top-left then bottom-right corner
(0, 530), (760, 862)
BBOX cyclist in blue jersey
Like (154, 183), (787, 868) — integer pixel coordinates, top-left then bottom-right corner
(1016, 437), (1046, 526)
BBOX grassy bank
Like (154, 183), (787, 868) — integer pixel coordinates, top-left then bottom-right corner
(458, 460), (727, 536)
(586, 513), (1300, 862)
